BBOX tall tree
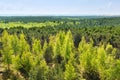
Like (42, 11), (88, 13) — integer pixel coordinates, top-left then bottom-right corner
(1, 30), (13, 70)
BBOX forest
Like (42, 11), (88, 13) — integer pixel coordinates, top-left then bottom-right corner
(0, 16), (120, 80)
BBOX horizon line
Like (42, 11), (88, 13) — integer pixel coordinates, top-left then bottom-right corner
(0, 14), (120, 17)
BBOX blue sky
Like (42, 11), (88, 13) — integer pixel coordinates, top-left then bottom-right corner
(0, 0), (120, 16)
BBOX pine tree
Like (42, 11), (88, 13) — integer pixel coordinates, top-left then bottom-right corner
(43, 36), (55, 63)
(53, 31), (65, 63)
(1, 30), (13, 70)
(32, 38), (41, 55)
(18, 33), (30, 57)
(14, 52), (34, 78)
(11, 33), (19, 56)
(78, 37), (99, 80)
(64, 60), (76, 80)
(29, 59), (49, 80)
(62, 30), (74, 62)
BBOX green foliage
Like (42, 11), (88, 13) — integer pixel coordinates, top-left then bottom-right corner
(78, 37), (120, 80)
(18, 33), (30, 56)
(0, 16), (120, 80)
(11, 33), (19, 56)
(32, 38), (41, 55)
(1, 30), (13, 70)
(53, 31), (65, 63)
(14, 52), (34, 78)
(0, 21), (60, 28)
(64, 53), (77, 80)
(63, 31), (74, 61)
(47, 64), (64, 80)
(29, 59), (49, 80)
(64, 61), (76, 80)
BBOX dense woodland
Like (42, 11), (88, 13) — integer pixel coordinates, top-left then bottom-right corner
(0, 16), (120, 80)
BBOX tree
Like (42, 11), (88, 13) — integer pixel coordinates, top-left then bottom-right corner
(53, 31), (65, 63)
(64, 60), (76, 80)
(62, 30), (74, 62)
(32, 38), (41, 55)
(1, 30), (13, 70)
(11, 33), (19, 56)
(29, 59), (49, 80)
(78, 37), (100, 80)
(14, 52), (34, 78)
(18, 33), (30, 57)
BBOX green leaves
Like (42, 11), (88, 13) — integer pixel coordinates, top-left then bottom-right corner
(29, 59), (49, 80)
(0, 30), (120, 80)
(1, 30), (13, 70)
(32, 38), (41, 55)
(78, 37), (120, 80)
(64, 61), (76, 80)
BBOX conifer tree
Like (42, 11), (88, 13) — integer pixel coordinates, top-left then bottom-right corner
(1, 30), (13, 70)
(14, 52), (34, 78)
(18, 33), (30, 57)
(53, 31), (65, 63)
(29, 59), (49, 80)
(62, 30), (74, 62)
(43, 36), (55, 63)
(11, 33), (19, 56)
(64, 59), (76, 80)
(32, 38), (41, 55)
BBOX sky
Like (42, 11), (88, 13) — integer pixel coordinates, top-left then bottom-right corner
(0, 0), (120, 16)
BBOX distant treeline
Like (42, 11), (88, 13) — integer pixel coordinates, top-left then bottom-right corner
(0, 17), (120, 56)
